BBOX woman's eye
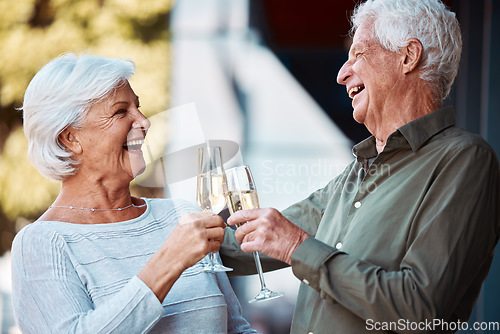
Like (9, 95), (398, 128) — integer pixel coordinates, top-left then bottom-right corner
(114, 109), (127, 116)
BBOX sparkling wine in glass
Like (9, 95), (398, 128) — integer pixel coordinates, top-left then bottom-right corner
(225, 165), (284, 303)
(196, 145), (233, 272)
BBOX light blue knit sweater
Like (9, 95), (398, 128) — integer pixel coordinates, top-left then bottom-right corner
(11, 197), (255, 334)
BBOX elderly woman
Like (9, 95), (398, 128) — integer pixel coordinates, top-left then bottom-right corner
(11, 53), (255, 334)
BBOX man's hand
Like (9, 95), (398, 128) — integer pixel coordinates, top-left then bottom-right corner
(227, 208), (309, 265)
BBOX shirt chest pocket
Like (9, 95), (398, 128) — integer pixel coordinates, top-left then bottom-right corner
(319, 179), (423, 270)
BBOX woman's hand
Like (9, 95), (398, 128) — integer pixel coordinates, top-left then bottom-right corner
(138, 212), (226, 302)
(174, 212), (226, 269)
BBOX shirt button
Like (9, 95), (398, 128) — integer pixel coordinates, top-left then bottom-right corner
(302, 278), (310, 285)
(354, 201), (361, 208)
(336, 242), (343, 249)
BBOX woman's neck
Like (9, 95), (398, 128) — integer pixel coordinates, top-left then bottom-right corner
(43, 174), (145, 224)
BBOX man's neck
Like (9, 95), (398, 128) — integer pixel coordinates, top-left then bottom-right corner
(372, 86), (438, 154)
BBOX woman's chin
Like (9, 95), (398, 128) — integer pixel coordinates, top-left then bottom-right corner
(127, 154), (147, 179)
(132, 166), (146, 178)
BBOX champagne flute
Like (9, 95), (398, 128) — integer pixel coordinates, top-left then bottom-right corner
(225, 165), (284, 303)
(196, 145), (233, 272)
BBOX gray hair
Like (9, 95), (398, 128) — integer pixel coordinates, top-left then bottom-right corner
(351, 0), (462, 103)
(22, 53), (136, 181)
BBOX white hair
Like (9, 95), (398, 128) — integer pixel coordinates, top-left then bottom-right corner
(22, 53), (136, 181)
(351, 0), (462, 103)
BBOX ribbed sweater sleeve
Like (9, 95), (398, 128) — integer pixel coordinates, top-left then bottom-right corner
(11, 224), (165, 334)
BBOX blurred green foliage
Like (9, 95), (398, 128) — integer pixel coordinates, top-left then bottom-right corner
(0, 0), (174, 255)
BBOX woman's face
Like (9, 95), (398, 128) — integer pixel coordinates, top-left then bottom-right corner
(75, 81), (150, 183)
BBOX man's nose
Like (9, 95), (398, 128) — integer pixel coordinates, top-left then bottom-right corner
(337, 61), (352, 85)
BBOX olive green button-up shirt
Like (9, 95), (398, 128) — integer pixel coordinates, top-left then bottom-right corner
(282, 106), (500, 333)
(221, 106), (500, 334)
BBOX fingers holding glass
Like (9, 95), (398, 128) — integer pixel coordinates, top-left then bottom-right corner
(196, 145), (232, 272)
(225, 165), (283, 303)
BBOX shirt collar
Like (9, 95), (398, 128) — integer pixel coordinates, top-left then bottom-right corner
(398, 105), (456, 152)
(352, 106), (456, 159)
(352, 136), (378, 161)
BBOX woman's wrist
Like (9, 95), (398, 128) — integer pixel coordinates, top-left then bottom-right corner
(138, 247), (185, 302)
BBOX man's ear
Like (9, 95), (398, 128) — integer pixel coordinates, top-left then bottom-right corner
(402, 38), (423, 75)
(58, 126), (83, 155)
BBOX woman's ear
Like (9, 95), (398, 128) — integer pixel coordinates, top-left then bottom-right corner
(58, 126), (83, 155)
(402, 38), (423, 75)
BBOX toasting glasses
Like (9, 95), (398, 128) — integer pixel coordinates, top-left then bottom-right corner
(225, 165), (284, 303)
(196, 145), (233, 272)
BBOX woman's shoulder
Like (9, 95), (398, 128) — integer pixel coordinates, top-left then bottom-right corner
(12, 221), (66, 252)
(14, 221), (58, 241)
(11, 221), (69, 275)
(144, 197), (200, 216)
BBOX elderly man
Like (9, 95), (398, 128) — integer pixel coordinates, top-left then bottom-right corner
(224, 0), (500, 333)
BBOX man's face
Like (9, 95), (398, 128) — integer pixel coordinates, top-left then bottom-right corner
(337, 23), (403, 133)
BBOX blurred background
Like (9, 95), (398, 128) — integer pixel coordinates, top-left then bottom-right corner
(1, 0), (499, 333)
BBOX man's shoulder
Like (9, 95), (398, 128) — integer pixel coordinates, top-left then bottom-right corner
(443, 126), (489, 144)
(435, 126), (497, 158)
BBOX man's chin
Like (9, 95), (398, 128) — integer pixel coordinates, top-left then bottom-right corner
(352, 109), (366, 124)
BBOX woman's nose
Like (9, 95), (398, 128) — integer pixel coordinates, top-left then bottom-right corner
(133, 111), (151, 131)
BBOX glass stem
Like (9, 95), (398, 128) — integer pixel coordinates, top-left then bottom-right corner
(209, 252), (217, 266)
(253, 252), (268, 289)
